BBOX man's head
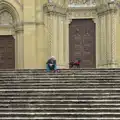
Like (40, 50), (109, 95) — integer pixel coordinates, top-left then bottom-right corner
(51, 56), (56, 60)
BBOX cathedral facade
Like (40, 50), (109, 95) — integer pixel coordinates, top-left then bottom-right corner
(0, 0), (120, 69)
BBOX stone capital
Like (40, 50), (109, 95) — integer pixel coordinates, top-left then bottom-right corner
(96, 2), (118, 15)
(43, 3), (67, 16)
(68, 19), (72, 24)
(15, 26), (23, 33)
(92, 18), (97, 24)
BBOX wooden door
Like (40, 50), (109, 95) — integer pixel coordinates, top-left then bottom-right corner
(69, 19), (96, 68)
(0, 35), (15, 69)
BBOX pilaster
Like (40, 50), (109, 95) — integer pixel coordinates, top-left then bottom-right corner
(111, 11), (117, 67)
(116, 1), (120, 67)
(15, 26), (24, 69)
(58, 16), (64, 67)
(23, 0), (37, 68)
(64, 17), (69, 68)
(99, 15), (102, 67)
(43, 2), (67, 68)
(101, 15), (105, 65)
(44, 12), (49, 63)
(95, 16), (100, 68)
(36, 0), (49, 68)
(97, 1), (118, 68)
(106, 12), (112, 67)
(103, 15), (107, 65)
(52, 14), (58, 60)
(47, 14), (53, 57)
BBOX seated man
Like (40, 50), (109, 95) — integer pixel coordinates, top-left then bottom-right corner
(46, 56), (57, 72)
(69, 59), (81, 68)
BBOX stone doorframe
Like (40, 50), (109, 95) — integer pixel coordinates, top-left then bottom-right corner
(0, 0), (23, 69)
(67, 7), (99, 67)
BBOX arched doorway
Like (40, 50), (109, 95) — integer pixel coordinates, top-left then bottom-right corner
(0, 1), (23, 69)
(69, 19), (96, 68)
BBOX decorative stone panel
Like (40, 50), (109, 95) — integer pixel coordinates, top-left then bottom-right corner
(96, 1), (118, 15)
(68, 7), (97, 19)
(68, 0), (96, 7)
(0, 11), (13, 25)
(43, 3), (67, 16)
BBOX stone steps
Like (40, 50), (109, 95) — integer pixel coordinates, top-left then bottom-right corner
(0, 117), (120, 120)
(0, 69), (120, 119)
(0, 76), (120, 79)
(0, 69), (120, 73)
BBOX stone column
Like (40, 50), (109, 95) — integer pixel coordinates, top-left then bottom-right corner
(15, 27), (24, 69)
(111, 11), (117, 67)
(103, 15), (107, 66)
(98, 16), (102, 67)
(100, 15), (105, 66)
(58, 0), (65, 6)
(44, 12), (49, 60)
(66, 17), (70, 68)
(36, 1), (48, 68)
(23, 0), (37, 68)
(106, 12), (112, 67)
(95, 16), (101, 68)
(47, 14), (53, 57)
(58, 16), (64, 68)
(65, 0), (69, 7)
(43, 2), (67, 68)
(55, 15), (59, 62)
(99, 11), (117, 68)
(63, 16), (69, 68)
(99, 14), (108, 67)
(52, 14), (58, 61)
(97, 2), (118, 68)
(47, 13), (58, 61)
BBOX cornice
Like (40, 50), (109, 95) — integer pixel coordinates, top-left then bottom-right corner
(68, 6), (96, 11)
(15, 25), (23, 32)
(14, 21), (44, 32)
(68, 6), (97, 19)
(16, 21), (44, 26)
(0, 21), (44, 32)
(43, 3), (67, 16)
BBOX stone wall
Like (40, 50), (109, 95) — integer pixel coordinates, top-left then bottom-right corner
(0, 0), (120, 68)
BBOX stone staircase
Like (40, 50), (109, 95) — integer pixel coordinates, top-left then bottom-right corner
(0, 69), (120, 119)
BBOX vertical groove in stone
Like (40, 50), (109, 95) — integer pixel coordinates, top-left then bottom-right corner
(111, 11), (116, 66)
(99, 16), (101, 67)
(101, 15), (104, 65)
(48, 14), (53, 57)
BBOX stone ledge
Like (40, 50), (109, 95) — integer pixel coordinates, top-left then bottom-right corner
(98, 62), (119, 68)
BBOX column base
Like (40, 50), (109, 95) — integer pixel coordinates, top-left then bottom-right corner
(57, 64), (69, 69)
(98, 62), (119, 68)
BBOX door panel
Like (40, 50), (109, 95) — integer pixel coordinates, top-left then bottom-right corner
(0, 35), (15, 69)
(69, 19), (96, 68)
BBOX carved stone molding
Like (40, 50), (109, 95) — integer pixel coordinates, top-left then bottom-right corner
(14, 0), (23, 9)
(0, 11), (13, 25)
(43, 3), (67, 16)
(15, 25), (23, 32)
(97, 2), (118, 15)
(92, 18), (97, 23)
(0, 0), (20, 23)
(68, 19), (72, 24)
(68, 7), (97, 18)
(68, 0), (96, 7)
